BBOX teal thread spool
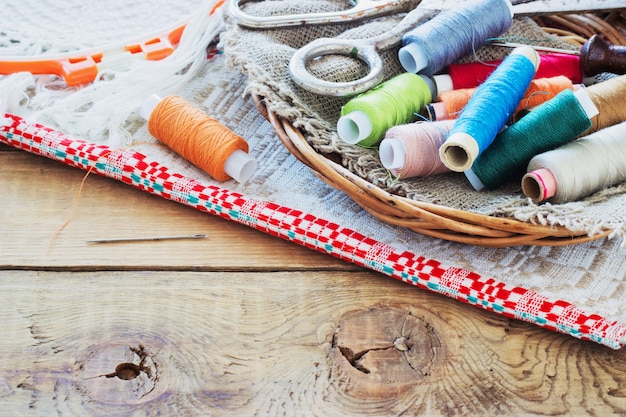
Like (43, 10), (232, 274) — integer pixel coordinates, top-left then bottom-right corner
(337, 72), (434, 147)
(465, 88), (599, 190)
(399, 0), (513, 76)
(439, 46), (540, 172)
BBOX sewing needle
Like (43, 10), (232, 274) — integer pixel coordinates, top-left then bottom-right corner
(87, 234), (208, 244)
(487, 41), (580, 55)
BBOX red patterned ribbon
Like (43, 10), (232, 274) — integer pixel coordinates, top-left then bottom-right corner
(2, 113), (624, 349)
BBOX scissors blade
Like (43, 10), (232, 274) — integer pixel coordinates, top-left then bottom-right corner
(228, 0), (423, 28)
(421, 0), (626, 16)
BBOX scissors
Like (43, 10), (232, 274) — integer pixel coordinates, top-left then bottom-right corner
(230, 0), (626, 97)
(227, 0), (423, 28)
(288, 7), (437, 96)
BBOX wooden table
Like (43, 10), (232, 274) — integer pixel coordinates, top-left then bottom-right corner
(2, 142), (626, 416)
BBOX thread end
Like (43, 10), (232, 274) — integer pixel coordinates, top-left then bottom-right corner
(573, 87), (600, 120)
(511, 46), (540, 72)
(140, 94), (163, 121)
(464, 167), (485, 191)
(439, 132), (478, 172)
(399, 42), (429, 74)
(337, 110), (372, 145)
(379, 137), (405, 170)
(432, 74), (454, 97)
(522, 168), (556, 203)
(224, 149), (256, 183)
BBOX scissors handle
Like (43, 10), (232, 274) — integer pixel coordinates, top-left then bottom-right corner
(289, 39), (385, 97)
(228, 0), (422, 28)
(289, 7), (437, 96)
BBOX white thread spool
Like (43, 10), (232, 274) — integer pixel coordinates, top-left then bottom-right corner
(522, 120), (626, 203)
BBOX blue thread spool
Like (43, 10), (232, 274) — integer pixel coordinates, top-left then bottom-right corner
(337, 72), (435, 147)
(439, 46), (540, 172)
(465, 88), (599, 190)
(398, 0), (514, 76)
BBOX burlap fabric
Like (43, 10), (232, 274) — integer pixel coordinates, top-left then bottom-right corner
(221, 0), (626, 241)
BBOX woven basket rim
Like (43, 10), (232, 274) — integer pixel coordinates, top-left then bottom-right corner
(254, 94), (612, 248)
(252, 13), (623, 248)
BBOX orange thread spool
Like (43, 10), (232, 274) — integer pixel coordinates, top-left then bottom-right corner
(516, 76), (574, 113)
(145, 95), (255, 182)
(431, 75), (574, 120)
(438, 88), (473, 119)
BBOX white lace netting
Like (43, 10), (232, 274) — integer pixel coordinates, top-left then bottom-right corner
(1, 0), (203, 55)
(0, 0), (221, 146)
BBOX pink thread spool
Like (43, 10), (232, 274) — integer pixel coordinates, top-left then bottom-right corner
(379, 120), (455, 179)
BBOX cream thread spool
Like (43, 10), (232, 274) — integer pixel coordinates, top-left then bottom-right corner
(523, 120), (626, 204)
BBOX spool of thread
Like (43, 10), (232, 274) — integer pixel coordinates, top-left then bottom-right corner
(465, 88), (599, 190)
(140, 94), (256, 183)
(428, 76), (575, 121)
(439, 46), (540, 172)
(398, 0), (513, 76)
(337, 72), (434, 147)
(584, 74), (626, 135)
(379, 120), (455, 178)
(431, 52), (583, 93)
(523, 120), (626, 204)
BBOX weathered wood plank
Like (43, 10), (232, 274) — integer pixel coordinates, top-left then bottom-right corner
(0, 151), (355, 271)
(2, 270), (626, 416)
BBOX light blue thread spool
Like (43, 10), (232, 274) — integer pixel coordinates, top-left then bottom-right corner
(439, 46), (540, 172)
(465, 88), (599, 190)
(399, 0), (514, 76)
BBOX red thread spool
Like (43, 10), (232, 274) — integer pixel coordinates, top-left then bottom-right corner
(432, 52), (582, 93)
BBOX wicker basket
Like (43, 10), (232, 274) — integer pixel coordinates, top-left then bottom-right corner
(254, 12), (625, 248)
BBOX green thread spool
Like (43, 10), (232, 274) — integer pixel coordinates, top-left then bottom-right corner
(465, 88), (599, 190)
(337, 72), (434, 147)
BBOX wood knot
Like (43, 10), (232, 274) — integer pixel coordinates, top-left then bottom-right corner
(329, 306), (441, 398)
(108, 362), (143, 381)
(78, 344), (165, 405)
